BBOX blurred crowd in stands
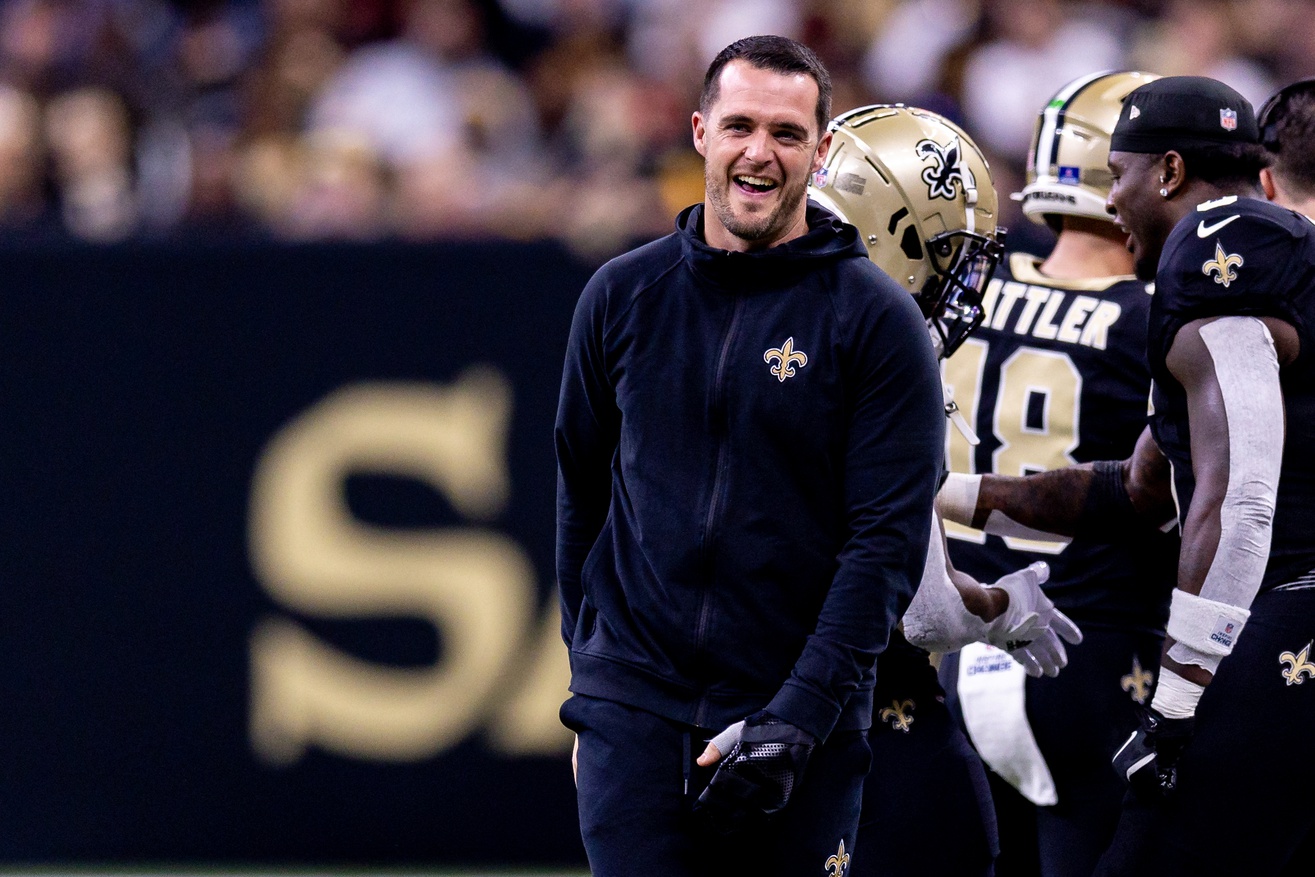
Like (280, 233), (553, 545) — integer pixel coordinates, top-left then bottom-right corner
(0, 0), (1310, 260)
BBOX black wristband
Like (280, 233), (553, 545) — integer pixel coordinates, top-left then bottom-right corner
(1077, 459), (1137, 537)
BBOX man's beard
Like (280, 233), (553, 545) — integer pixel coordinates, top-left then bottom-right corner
(1134, 252), (1158, 282)
(704, 169), (809, 245)
(1132, 228), (1165, 282)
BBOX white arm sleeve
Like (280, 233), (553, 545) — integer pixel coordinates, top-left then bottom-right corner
(903, 512), (990, 651)
(1166, 316), (1283, 673)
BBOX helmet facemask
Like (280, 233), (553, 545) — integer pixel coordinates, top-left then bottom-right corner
(919, 228), (1004, 358)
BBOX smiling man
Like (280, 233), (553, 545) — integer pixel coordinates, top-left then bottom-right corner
(555, 35), (947, 877)
(693, 53), (828, 250)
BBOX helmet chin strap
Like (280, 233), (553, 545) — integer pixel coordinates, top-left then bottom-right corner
(957, 145), (978, 234)
(940, 365), (980, 445)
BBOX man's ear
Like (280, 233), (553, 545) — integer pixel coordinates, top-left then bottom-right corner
(812, 130), (832, 174)
(1260, 166), (1278, 202)
(1162, 152), (1187, 197)
(692, 112), (707, 157)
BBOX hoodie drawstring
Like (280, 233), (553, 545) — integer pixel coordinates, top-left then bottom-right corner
(682, 732), (692, 797)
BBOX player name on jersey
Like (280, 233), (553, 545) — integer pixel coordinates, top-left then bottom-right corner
(979, 278), (1128, 349)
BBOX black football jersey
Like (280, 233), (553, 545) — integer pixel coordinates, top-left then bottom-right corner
(945, 252), (1178, 632)
(1149, 195), (1315, 592)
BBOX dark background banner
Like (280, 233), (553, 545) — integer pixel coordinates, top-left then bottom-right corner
(0, 239), (592, 867)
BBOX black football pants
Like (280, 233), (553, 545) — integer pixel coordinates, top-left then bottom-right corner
(1094, 587), (1315, 876)
(855, 648), (998, 877)
(940, 624), (1163, 877)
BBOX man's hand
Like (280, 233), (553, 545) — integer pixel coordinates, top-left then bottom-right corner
(1112, 705), (1196, 799)
(983, 562), (1083, 677)
(693, 712), (815, 833)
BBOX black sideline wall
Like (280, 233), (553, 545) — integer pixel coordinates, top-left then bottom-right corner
(0, 239), (592, 868)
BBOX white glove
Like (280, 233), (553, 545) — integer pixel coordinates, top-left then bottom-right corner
(983, 562), (1084, 678)
(699, 720), (745, 765)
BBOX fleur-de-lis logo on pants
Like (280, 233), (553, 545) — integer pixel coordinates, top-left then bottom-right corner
(879, 698), (915, 733)
(1279, 641), (1315, 686)
(825, 839), (850, 877)
(1202, 241), (1243, 287)
(764, 337), (808, 382)
(1121, 655), (1154, 705)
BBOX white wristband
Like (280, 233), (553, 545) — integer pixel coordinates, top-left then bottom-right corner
(1150, 666), (1205, 719)
(937, 473), (982, 527)
(1165, 589), (1249, 673)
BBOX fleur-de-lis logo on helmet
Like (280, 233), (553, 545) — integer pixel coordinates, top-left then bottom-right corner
(879, 698), (915, 733)
(1279, 641), (1315, 686)
(764, 337), (808, 382)
(825, 839), (851, 877)
(1120, 655), (1154, 705)
(915, 136), (970, 201)
(1202, 241), (1244, 287)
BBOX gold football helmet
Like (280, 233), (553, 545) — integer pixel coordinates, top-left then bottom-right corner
(809, 104), (1003, 358)
(1017, 70), (1160, 227)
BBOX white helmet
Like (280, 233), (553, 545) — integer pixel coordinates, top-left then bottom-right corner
(809, 104), (1004, 358)
(1017, 70), (1161, 227)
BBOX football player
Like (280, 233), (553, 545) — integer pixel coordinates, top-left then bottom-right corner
(939, 75), (1315, 876)
(807, 103), (1081, 877)
(934, 71), (1182, 877)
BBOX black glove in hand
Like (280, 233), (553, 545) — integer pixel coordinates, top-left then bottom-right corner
(694, 711), (815, 833)
(1112, 705), (1195, 799)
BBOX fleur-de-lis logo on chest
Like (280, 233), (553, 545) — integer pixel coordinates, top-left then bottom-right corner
(764, 337), (808, 382)
(1279, 641), (1315, 686)
(1202, 241), (1244, 287)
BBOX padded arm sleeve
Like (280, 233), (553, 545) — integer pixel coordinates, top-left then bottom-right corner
(902, 512), (990, 652)
(1166, 316), (1283, 673)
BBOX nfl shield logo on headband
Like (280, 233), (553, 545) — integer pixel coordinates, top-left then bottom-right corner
(1221, 108), (1238, 130)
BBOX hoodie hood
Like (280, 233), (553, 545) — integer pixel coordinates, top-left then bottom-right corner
(677, 200), (869, 289)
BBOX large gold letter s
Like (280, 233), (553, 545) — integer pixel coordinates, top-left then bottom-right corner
(248, 367), (540, 764)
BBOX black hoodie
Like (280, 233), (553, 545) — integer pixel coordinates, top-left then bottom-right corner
(555, 201), (945, 741)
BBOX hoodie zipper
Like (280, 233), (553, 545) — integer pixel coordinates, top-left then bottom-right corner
(693, 292), (744, 727)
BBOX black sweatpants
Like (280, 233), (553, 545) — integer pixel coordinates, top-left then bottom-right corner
(561, 693), (870, 877)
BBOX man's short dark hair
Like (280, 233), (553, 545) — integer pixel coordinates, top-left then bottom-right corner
(1175, 142), (1270, 187)
(699, 35), (832, 137)
(1260, 82), (1315, 196)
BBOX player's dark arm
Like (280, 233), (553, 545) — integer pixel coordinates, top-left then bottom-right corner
(937, 426), (1175, 539)
(1157, 315), (1297, 689)
(901, 511), (1083, 678)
